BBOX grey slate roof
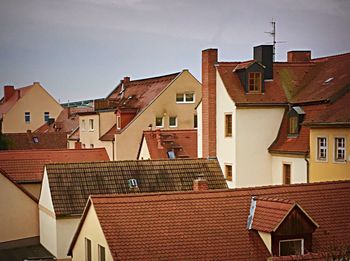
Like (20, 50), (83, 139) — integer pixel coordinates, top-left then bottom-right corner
(45, 158), (227, 217)
(0, 244), (54, 261)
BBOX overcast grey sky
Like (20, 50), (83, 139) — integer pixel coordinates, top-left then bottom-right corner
(1, 0), (349, 102)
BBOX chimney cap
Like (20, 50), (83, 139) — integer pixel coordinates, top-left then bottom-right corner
(33, 82), (40, 85)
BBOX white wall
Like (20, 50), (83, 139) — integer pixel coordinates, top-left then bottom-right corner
(271, 155), (307, 184)
(236, 107), (285, 187)
(197, 102), (202, 158)
(138, 137), (151, 160)
(216, 73), (236, 188)
(56, 218), (80, 259)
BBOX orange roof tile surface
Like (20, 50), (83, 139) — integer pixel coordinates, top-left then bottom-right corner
(141, 129), (197, 159)
(0, 148), (109, 183)
(76, 181), (350, 260)
(0, 85), (33, 118)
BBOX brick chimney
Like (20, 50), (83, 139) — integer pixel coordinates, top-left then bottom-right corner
(123, 76), (130, 83)
(287, 51), (311, 62)
(202, 49), (218, 158)
(75, 141), (82, 149)
(4, 85), (15, 102)
(193, 175), (209, 191)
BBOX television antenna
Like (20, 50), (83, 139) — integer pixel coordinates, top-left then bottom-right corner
(265, 19), (286, 61)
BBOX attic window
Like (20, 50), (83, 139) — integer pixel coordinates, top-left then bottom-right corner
(289, 116), (298, 135)
(128, 179), (138, 188)
(248, 72), (262, 93)
(279, 239), (304, 256)
(33, 137), (39, 143)
(167, 150), (176, 159)
(288, 107), (305, 136)
(323, 77), (334, 85)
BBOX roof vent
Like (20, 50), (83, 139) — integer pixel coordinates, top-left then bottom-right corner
(323, 77), (334, 85)
(247, 196), (257, 230)
(128, 178), (138, 188)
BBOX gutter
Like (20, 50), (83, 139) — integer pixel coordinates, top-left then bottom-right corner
(236, 103), (288, 108)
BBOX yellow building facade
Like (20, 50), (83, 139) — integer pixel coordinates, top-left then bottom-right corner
(310, 128), (350, 182)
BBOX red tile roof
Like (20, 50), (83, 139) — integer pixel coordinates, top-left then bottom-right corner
(70, 181), (350, 260)
(0, 85), (33, 119)
(4, 132), (67, 150)
(140, 129), (197, 159)
(269, 105), (327, 154)
(217, 52), (350, 105)
(99, 124), (116, 141)
(0, 148), (109, 183)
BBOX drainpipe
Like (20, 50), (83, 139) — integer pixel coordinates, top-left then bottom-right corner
(304, 154), (309, 183)
(112, 140), (115, 161)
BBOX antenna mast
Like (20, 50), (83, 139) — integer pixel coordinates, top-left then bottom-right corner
(265, 18), (276, 61)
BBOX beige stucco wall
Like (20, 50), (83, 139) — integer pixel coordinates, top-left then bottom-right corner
(21, 183), (41, 199)
(235, 107), (285, 187)
(310, 128), (350, 182)
(216, 72), (236, 188)
(138, 136), (151, 160)
(197, 102), (203, 158)
(71, 205), (113, 261)
(0, 174), (39, 243)
(79, 113), (114, 160)
(2, 83), (63, 133)
(258, 231), (272, 254)
(115, 70), (201, 160)
(271, 154), (307, 184)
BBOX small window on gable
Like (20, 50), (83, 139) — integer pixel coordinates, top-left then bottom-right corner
(194, 114), (198, 129)
(155, 117), (163, 128)
(25, 112), (30, 123)
(33, 137), (39, 143)
(117, 115), (121, 130)
(225, 114), (232, 137)
(169, 116), (177, 127)
(98, 244), (105, 261)
(279, 239), (304, 256)
(317, 137), (327, 161)
(44, 112), (49, 122)
(248, 72), (262, 93)
(288, 106), (305, 136)
(85, 238), (91, 261)
(283, 164), (291, 184)
(128, 178), (138, 188)
(89, 119), (94, 131)
(167, 150), (176, 159)
(289, 116), (298, 135)
(81, 119), (86, 131)
(335, 137), (345, 162)
(176, 93), (195, 103)
(225, 164), (232, 181)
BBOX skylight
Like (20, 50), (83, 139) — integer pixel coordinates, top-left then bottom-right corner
(323, 77), (334, 84)
(33, 137), (39, 143)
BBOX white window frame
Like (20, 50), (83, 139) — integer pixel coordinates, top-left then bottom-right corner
(155, 117), (164, 128)
(98, 244), (105, 261)
(25, 112), (30, 124)
(169, 116), (177, 128)
(224, 164), (233, 182)
(224, 113), (233, 138)
(44, 112), (50, 122)
(316, 137), (328, 162)
(81, 119), (86, 131)
(334, 137), (346, 163)
(85, 237), (92, 261)
(89, 119), (94, 131)
(176, 92), (195, 104)
(279, 238), (304, 256)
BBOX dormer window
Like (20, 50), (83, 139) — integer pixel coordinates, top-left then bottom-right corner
(279, 238), (304, 256)
(288, 106), (305, 136)
(248, 72), (262, 93)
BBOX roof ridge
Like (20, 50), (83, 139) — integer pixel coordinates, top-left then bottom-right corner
(125, 71), (181, 84)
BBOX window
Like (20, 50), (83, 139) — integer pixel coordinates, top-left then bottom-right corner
(98, 245), (105, 261)
(248, 72), (262, 93)
(44, 112), (49, 122)
(85, 238), (92, 261)
(225, 165), (232, 181)
(169, 116), (177, 127)
(167, 150), (176, 159)
(82, 144), (86, 149)
(25, 112), (30, 123)
(283, 164), (291, 184)
(155, 117), (163, 128)
(335, 137), (346, 162)
(117, 115), (121, 130)
(33, 137), (39, 143)
(279, 239), (304, 256)
(194, 114), (198, 129)
(128, 178), (138, 188)
(225, 114), (232, 137)
(89, 119), (94, 131)
(90, 144), (94, 148)
(317, 137), (327, 161)
(176, 93), (195, 103)
(82, 120), (86, 131)
(289, 116), (298, 135)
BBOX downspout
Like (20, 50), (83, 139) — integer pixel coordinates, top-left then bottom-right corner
(304, 153), (309, 183)
(112, 139), (115, 161)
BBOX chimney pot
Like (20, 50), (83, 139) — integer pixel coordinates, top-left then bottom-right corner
(193, 175), (209, 191)
(4, 85), (15, 102)
(287, 51), (311, 62)
(33, 82), (40, 85)
(123, 76), (130, 83)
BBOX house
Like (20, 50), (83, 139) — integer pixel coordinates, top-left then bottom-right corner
(137, 129), (197, 159)
(0, 148), (109, 198)
(39, 158), (227, 260)
(2, 131), (67, 150)
(199, 46), (350, 187)
(77, 70), (201, 160)
(0, 82), (63, 133)
(68, 180), (350, 260)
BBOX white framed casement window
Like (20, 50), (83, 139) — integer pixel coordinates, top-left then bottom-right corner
(279, 238), (304, 256)
(89, 119), (94, 131)
(317, 137), (328, 161)
(155, 117), (163, 128)
(25, 112), (30, 123)
(98, 244), (106, 261)
(334, 137), (346, 162)
(44, 112), (50, 122)
(117, 115), (121, 130)
(169, 116), (177, 127)
(176, 92), (195, 103)
(85, 238), (92, 261)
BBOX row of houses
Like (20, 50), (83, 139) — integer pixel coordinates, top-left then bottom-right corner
(0, 45), (349, 260)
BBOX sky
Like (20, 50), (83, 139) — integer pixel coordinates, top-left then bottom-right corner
(0, 0), (349, 102)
